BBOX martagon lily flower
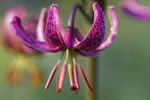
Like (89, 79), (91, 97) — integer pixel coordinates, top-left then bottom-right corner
(11, 2), (118, 93)
(120, 0), (150, 20)
(3, 6), (43, 86)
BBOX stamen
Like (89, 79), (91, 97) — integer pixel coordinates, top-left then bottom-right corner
(56, 64), (67, 93)
(45, 64), (58, 89)
(64, 49), (69, 64)
(73, 65), (79, 94)
(72, 52), (76, 65)
(45, 53), (64, 89)
(73, 65), (80, 90)
(74, 90), (78, 94)
(78, 64), (93, 92)
(56, 49), (69, 93)
(56, 65), (63, 93)
(68, 64), (76, 90)
(72, 53), (80, 93)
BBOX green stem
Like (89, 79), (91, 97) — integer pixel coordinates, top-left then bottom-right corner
(68, 4), (93, 28)
(86, 57), (96, 100)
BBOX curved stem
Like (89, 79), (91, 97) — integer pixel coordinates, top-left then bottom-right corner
(67, 4), (93, 28)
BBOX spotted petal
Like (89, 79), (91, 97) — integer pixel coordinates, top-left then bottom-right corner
(96, 6), (118, 51)
(45, 4), (64, 48)
(79, 6), (118, 56)
(11, 16), (61, 52)
(74, 2), (105, 51)
(121, 0), (150, 20)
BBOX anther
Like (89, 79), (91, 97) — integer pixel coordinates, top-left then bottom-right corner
(45, 53), (64, 89)
(72, 53), (80, 93)
(56, 64), (67, 93)
(56, 50), (69, 93)
(78, 64), (92, 92)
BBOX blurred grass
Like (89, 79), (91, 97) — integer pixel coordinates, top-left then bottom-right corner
(0, 0), (150, 100)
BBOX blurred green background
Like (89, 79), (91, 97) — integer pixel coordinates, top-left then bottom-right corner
(0, 0), (150, 100)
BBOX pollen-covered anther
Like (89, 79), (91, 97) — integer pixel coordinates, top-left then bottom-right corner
(78, 64), (93, 92)
(56, 64), (67, 93)
(56, 49), (69, 93)
(68, 64), (76, 90)
(45, 53), (64, 89)
(45, 64), (58, 89)
(73, 64), (79, 88)
(71, 52), (80, 93)
(73, 64), (80, 94)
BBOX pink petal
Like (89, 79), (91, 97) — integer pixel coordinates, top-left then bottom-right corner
(96, 6), (118, 51)
(79, 6), (118, 56)
(74, 2), (105, 51)
(45, 4), (64, 48)
(11, 16), (61, 52)
(121, 0), (150, 20)
(37, 8), (47, 41)
(4, 6), (27, 35)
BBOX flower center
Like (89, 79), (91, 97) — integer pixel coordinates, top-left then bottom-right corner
(45, 48), (92, 93)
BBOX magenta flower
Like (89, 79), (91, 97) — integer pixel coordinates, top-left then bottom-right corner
(3, 6), (39, 54)
(120, 0), (150, 20)
(3, 6), (43, 86)
(11, 2), (118, 93)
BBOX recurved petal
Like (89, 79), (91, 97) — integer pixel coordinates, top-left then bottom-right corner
(37, 8), (47, 41)
(4, 6), (27, 33)
(121, 0), (150, 20)
(74, 2), (105, 51)
(3, 6), (36, 54)
(96, 6), (118, 51)
(11, 16), (61, 52)
(45, 4), (64, 48)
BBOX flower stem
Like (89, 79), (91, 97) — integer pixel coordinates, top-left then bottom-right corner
(86, 57), (96, 100)
(67, 4), (93, 28)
